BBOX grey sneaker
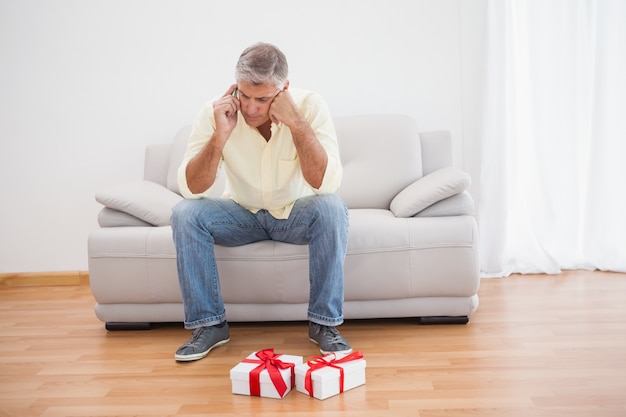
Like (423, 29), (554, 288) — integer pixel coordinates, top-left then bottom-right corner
(308, 322), (352, 355)
(175, 323), (230, 362)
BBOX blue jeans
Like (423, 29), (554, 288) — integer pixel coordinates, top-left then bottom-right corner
(170, 194), (349, 329)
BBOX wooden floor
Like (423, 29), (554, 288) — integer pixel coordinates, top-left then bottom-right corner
(1, 270), (625, 417)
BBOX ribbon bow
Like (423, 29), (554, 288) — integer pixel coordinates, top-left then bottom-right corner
(242, 348), (296, 397)
(304, 351), (364, 397)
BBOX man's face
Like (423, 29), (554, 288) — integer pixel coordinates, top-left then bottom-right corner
(236, 81), (281, 128)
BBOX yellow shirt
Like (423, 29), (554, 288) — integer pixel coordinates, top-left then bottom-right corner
(177, 88), (342, 219)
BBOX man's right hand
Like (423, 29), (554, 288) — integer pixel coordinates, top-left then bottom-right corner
(212, 84), (240, 138)
(185, 84), (239, 194)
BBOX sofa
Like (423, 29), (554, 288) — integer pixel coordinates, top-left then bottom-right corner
(88, 114), (479, 330)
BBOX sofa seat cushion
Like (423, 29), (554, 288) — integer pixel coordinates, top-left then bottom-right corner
(344, 209), (478, 301)
(88, 209), (478, 308)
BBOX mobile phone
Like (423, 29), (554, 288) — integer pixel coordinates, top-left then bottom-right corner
(233, 88), (238, 98)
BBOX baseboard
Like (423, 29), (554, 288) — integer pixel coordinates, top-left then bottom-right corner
(0, 271), (89, 287)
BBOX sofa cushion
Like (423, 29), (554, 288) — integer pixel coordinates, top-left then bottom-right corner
(166, 126), (192, 195)
(334, 114), (423, 209)
(389, 167), (471, 217)
(95, 180), (183, 226)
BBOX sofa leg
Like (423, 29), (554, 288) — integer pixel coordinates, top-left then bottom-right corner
(105, 322), (152, 331)
(419, 316), (469, 325)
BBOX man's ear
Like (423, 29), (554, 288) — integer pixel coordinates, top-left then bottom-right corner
(282, 80), (290, 91)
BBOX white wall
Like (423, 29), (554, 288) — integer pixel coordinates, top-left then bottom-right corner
(0, 0), (486, 273)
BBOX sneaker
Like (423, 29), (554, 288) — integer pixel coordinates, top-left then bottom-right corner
(308, 322), (352, 355)
(175, 323), (230, 362)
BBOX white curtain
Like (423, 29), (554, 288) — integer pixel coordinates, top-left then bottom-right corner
(479, 0), (626, 276)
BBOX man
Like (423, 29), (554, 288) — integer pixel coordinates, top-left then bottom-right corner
(171, 42), (351, 362)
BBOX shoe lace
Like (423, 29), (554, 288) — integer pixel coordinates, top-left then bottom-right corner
(182, 328), (205, 348)
(320, 326), (349, 348)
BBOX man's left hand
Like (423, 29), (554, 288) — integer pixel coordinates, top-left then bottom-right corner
(269, 90), (303, 127)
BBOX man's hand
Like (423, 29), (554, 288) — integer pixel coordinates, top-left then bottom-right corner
(269, 89), (303, 127)
(270, 88), (328, 189)
(213, 84), (240, 137)
(185, 84), (239, 194)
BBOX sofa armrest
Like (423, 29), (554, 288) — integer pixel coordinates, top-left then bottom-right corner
(97, 207), (153, 227)
(95, 180), (183, 226)
(389, 167), (471, 218)
(414, 191), (474, 217)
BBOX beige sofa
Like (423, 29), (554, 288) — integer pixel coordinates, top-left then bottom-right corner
(88, 114), (479, 329)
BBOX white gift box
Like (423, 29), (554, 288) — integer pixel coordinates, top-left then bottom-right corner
(295, 352), (366, 400)
(230, 349), (303, 399)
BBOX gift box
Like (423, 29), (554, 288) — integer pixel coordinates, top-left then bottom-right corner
(230, 349), (303, 399)
(295, 351), (366, 400)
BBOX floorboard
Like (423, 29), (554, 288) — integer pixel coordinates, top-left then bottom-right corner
(1, 270), (625, 416)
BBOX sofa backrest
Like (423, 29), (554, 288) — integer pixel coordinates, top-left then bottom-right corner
(156, 114), (425, 209)
(165, 126), (192, 195)
(333, 114), (422, 209)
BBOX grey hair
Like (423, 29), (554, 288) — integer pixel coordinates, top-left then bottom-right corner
(235, 42), (288, 89)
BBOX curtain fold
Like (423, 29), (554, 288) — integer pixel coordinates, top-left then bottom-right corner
(479, 0), (626, 276)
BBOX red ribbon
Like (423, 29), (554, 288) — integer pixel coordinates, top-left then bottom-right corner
(241, 348), (296, 397)
(304, 351), (364, 397)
